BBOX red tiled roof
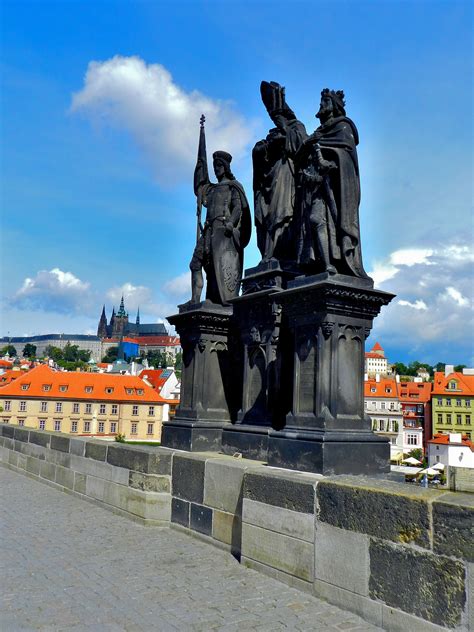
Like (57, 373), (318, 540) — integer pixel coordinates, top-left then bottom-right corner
(134, 336), (180, 346)
(0, 370), (21, 385)
(0, 364), (165, 403)
(432, 372), (474, 396)
(139, 369), (170, 392)
(365, 352), (387, 359)
(398, 381), (432, 403)
(428, 433), (474, 450)
(0, 360), (13, 368)
(371, 342), (384, 351)
(364, 377), (398, 398)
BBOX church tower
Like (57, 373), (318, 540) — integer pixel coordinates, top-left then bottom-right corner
(136, 307), (140, 326)
(97, 305), (108, 338)
(112, 296), (129, 338)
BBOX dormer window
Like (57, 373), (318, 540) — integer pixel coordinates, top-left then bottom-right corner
(136, 389), (144, 395)
(59, 385), (68, 392)
(449, 381), (458, 390)
(370, 387), (376, 393)
(385, 388), (392, 394)
(21, 384), (30, 391)
(126, 388), (133, 395)
(43, 384), (51, 392)
(85, 386), (93, 393)
(105, 387), (114, 394)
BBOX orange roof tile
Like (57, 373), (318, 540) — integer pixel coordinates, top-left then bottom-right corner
(432, 372), (474, 396)
(134, 336), (180, 346)
(398, 381), (432, 403)
(0, 370), (22, 385)
(139, 369), (171, 392)
(365, 352), (387, 359)
(371, 342), (384, 351)
(428, 433), (474, 450)
(0, 364), (166, 403)
(364, 377), (398, 398)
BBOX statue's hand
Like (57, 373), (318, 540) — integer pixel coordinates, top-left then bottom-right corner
(319, 159), (337, 173)
(224, 222), (234, 237)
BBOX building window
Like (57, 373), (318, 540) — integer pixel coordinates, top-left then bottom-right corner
(136, 389), (144, 395)
(59, 385), (68, 392)
(54, 420), (61, 432)
(105, 387), (114, 394)
(370, 387), (376, 393)
(446, 414), (452, 424)
(71, 421), (78, 433)
(18, 418), (25, 427)
(466, 415), (471, 425)
(148, 406), (155, 417)
(456, 414), (462, 425)
(449, 381), (457, 390)
(43, 384), (51, 392)
(131, 422), (138, 435)
(111, 404), (118, 415)
(385, 388), (392, 394)
(132, 405), (138, 415)
(21, 384), (30, 391)
(378, 420), (384, 432)
(364, 401), (368, 409)
(381, 402), (386, 410)
(99, 404), (106, 414)
(85, 403), (92, 414)
(98, 422), (105, 433)
(407, 434), (418, 445)
(466, 400), (471, 407)
(40, 401), (48, 412)
(83, 421), (91, 433)
(467, 432), (471, 440)
(456, 399), (462, 406)
(126, 388), (133, 395)
(437, 414), (442, 424)
(446, 399), (451, 406)
(19, 401), (27, 412)
(110, 422), (117, 433)
(73, 403), (79, 414)
(55, 402), (63, 413)
(437, 398), (442, 405)
(4, 401), (11, 412)
(85, 386), (93, 393)
(147, 423), (154, 435)
(39, 419), (46, 430)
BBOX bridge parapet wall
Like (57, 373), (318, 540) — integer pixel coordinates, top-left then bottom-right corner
(0, 423), (472, 632)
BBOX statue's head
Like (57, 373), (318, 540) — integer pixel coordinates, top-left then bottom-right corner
(317, 89), (346, 121)
(213, 150), (234, 181)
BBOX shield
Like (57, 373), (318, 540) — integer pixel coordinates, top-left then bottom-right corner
(211, 224), (242, 304)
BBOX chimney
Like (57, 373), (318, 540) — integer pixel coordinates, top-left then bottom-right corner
(445, 364), (454, 377)
(375, 374), (381, 383)
(395, 374), (400, 383)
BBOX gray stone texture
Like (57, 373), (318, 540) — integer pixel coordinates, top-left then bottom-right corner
(242, 522), (314, 581)
(50, 434), (70, 453)
(432, 492), (474, 562)
(243, 498), (314, 542)
(13, 427), (29, 442)
(190, 502), (213, 536)
(55, 464), (75, 490)
(74, 472), (86, 494)
(129, 470), (170, 493)
(107, 443), (172, 474)
(204, 457), (252, 514)
(69, 437), (87, 456)
(244, 469), (317, 513)
(85, 441), (108, 461)
(171, 497), (190, 527)
(212, 509), (241, 548)
(172, 453), (206, 503)
(69, 454), (129, 485)
(1, 424), (15, 438)
(369, 539), (466, 628)
(317, 478), (440, 548)
(39, 460), (56, 482)
(315, 521), (369, 595)
(28, 430), (51, 448)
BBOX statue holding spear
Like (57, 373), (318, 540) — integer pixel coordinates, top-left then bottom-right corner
(189, 116), (251, 305)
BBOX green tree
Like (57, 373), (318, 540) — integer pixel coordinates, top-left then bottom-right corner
(22, 343), (37, 358)
(392, 362), (408, 376)
(454, 364), (467, 373)
(1, 344), (17, 357)
(174, 352), (182, 371)
(435, 362), (446, 373)
(45, 345), (63, 362)
(77, 349), (91, 363)
(63, 342), (80, 362)
(102, 346), (118, 363)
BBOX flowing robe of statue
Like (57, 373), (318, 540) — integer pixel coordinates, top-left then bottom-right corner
(296, 115), (368, 278)
(191, 147), (251, 305)
(253, 117), (307, 262)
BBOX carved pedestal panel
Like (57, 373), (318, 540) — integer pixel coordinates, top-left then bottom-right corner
(161, 301), (238, 452)
(267, 273), (395, 475)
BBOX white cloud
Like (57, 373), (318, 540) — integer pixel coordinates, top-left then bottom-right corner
(11, 268), (91, 314)
(389, 248), (434, 266)
(443, 286), (469, 307)
(162, 272), (190, 297)
(398, 299), (428, 310)
(106, 282), (152, 311)
(71, 56), (255, 185)
(369, 261), (399, 285)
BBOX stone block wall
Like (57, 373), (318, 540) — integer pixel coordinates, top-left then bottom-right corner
(0, 423), (472, 631)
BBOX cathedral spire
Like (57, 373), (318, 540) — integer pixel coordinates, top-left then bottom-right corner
(97, 304), (108, 338)
(136, 307), (140, 325)
(117, 295), (127, 317)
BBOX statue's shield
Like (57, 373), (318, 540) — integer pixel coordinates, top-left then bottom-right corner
(212, 225), (242, 304)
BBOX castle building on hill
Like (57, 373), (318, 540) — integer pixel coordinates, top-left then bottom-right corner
(97, 296), (167, 339)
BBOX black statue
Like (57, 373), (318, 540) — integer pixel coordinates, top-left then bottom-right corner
(253, 82), (306, 263)
(295, 89), (368, 278)
(190, 116), (251, 305)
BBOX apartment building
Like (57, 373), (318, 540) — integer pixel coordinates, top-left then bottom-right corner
(432, 367), (473, 441)
(398, 380), (432, 453)
(364, 376), (404, 460)
(0, 364), (171, 441)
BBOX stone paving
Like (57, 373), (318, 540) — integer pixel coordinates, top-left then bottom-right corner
(0, 467), (383, 631)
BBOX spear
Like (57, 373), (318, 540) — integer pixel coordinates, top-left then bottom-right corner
(194, 114), (208, 244)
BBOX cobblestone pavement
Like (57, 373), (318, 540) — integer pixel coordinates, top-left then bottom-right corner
(0, 467), (383, 631)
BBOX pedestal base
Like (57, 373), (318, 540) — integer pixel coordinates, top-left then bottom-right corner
(267, 430), (390, 476)
(221, 425), (269, 461)
(161, 419), (224, 452)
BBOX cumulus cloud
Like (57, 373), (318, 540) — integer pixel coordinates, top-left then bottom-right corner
(162, 272), (191, 297)
(368, 241), (474, 362)
(105, 282), (176, 322)
(71, 56), (255, 184)
(11, 268), (91, 314)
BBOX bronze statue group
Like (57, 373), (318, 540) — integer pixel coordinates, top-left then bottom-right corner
(190, 82), (369, 306)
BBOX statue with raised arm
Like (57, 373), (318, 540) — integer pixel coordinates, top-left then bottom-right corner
(253, 81), (307, 264)
(295, 89), (369, 279)
(189, 116), (251, 305)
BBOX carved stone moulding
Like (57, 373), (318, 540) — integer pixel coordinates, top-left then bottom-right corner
(161, 301), (238, 452)
(241, 259), (299, 296)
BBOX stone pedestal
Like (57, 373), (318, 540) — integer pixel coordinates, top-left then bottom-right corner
(267, 273), (395, 475)
(221, 261), (297, 460)
(161, 301), (237, 452)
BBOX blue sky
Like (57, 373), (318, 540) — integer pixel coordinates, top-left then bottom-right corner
(1, 0), (472, 365)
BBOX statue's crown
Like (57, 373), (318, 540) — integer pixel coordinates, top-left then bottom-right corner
(213, 150), (232, 164)
(321, 88), (346, 114)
